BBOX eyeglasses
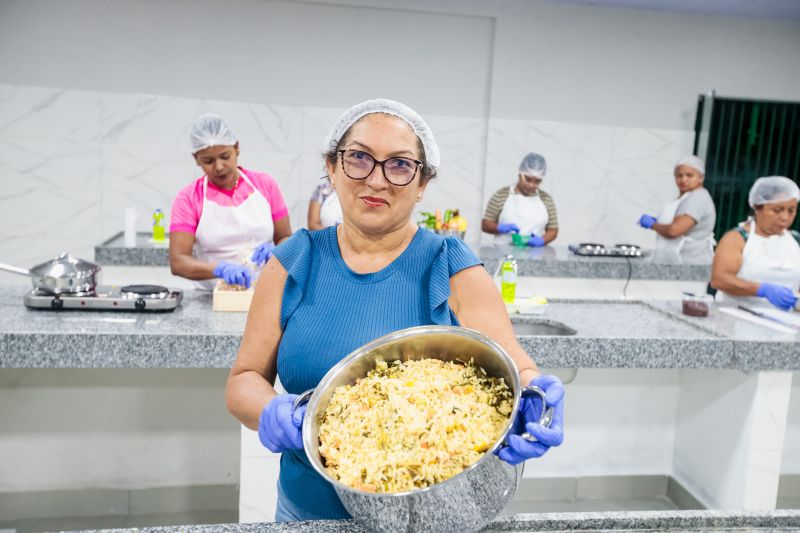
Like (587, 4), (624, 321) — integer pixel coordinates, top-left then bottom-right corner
(338, 149), (422, 186)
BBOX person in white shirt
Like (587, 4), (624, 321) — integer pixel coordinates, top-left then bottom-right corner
(638, 155), (716, 264)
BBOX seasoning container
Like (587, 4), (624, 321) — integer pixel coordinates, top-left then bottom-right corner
(682, 292), (712, 317)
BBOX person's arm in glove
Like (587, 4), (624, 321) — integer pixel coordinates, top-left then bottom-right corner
(497, 223), (520, 234)
(251, 242), (275, 266)
(258, 394), (306, 453)
(213, 261), (253, 288)
(527, 234), (545, 247)
(498, 375), (564, 465)
(757, 283), (798, 311)
(638, 214), (657, 229)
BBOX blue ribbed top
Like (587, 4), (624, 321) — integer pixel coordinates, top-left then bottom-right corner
(271, 226), (481, 519)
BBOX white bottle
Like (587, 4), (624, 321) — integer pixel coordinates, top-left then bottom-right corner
(124, 207), (138, 247)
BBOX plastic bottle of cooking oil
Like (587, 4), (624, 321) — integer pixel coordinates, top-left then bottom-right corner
(152, 208), (166, 242)
(500, 256), (517, 304)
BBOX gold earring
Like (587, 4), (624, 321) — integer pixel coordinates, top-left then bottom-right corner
(416, 194), (422, 202)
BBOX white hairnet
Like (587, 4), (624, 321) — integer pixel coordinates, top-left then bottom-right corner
(675, 155), (705, 175)
(322, 98), (440, 169)
(519, 152), (547, 178)
(748, 176), (800, 208)
(190, 113), (238, 154)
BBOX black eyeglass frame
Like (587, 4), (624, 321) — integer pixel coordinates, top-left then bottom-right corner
(338, 149), (423, 187)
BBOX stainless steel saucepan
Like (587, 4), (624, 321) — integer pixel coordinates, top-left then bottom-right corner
(293, 325), (552, 533)
(0, 253), (101, 294)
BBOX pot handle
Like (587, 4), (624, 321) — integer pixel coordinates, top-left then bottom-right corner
(519, 385), (554, 442)
(0, 263), (31, 277)
(292, 388), (315, 412)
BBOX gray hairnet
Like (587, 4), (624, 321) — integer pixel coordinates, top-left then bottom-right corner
(675, 155), (705, 176)
(519, 152), (547, 179)
(190, 113), (238, 154)
(322, 99), (440, 169)
(749, 176), (800, 208)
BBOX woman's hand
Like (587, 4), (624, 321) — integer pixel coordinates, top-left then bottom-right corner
(498, 375), (564, 465)
(527, 234), (545, 247)
(251, 242), (276, 266)
(497, 223), (520, 234)
(639, 214), (657, 229)
(214, 262), (253, 288)
(757, 283), (798, 310)
(258, 394), (306, 453)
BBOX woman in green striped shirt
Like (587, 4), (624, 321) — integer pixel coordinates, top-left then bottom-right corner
(481, 152), (558, 246)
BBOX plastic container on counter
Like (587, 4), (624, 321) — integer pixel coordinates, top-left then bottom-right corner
(682, 292), (712, 317)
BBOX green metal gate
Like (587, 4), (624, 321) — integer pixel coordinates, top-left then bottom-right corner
(694, 94), (800, 240)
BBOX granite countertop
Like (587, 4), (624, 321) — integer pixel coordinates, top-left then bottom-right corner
(481, 244), (711, 281)
(1, 285), (798, 370)
(95, 232), (170, 266)
(94, 232), (711, 281)
(58, 509), (800, 532)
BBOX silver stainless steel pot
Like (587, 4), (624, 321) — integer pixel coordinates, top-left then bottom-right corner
(0, 253), (101, 294)
(294, 325), (551, 533)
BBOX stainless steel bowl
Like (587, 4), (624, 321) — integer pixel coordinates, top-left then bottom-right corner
(294, 325), (550, 533)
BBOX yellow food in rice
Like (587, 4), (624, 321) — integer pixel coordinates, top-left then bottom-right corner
(318, 358), (513, 493)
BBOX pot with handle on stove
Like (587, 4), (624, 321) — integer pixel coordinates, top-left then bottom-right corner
(0, 253), (101, 294)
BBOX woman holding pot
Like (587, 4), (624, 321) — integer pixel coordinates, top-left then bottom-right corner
(169, 113), (293, 290)
(638, 155), (716, 264)
(226, 99), (565, 521)
(711, 176), (800, 310)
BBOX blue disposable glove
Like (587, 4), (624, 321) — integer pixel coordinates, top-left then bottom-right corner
(527, 234), (545, 247)
(213, 262), (252, 288)
(756, 283), (798, 311)
(251, 241), (275, 266)
(638, 214), (657, 229)
(258, 394), (307, 453)
(498, 375), (564, 465)
(498, 223), (520, 234)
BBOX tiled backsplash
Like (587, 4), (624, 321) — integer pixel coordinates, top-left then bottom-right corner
(0, 83), (693, 266)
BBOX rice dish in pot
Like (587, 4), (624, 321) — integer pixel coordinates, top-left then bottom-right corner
(318, 358), (513, 493)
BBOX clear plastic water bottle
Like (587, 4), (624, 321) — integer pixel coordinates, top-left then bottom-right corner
(152, 208), (166, 242)
(500, 256), (517, 304)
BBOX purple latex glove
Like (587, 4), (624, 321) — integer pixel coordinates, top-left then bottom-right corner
(498, 375), (564, 465)
(757, 283), (798, 311)
(638, 214), (657, 229)
(258, 394), (307, 453)
(527, 234), (545, 247)
(497, 223), (520, 234)
(251, 241), (275, 266)
(213, 261), (252, 288)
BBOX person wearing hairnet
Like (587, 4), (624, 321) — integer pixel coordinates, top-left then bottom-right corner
(638, 156), (716, 263)
(711, 176), (800, 310)
(482, 152), (558, 247)
(307, 178), (342, 230)
(226, 99), (564, 521)
(169, 113), (292, 290)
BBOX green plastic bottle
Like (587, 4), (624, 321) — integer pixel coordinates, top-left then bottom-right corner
(500, 256), (517, 304)
(152, 208), (166, 242)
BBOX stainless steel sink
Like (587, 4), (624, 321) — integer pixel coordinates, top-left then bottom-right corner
(511, 320), (577, 336)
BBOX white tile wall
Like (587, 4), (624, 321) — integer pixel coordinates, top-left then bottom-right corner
(0, 82), (695, 268)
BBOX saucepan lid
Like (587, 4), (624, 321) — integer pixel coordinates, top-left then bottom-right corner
(29, 253), (101, 279)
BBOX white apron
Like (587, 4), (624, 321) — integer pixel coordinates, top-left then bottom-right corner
(194, 170), (274, 290)
(718, 221), (800, 306)
(495, 186), (549, 245)
(319, 191), (342, 228)
(653, 192), (714, 263)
